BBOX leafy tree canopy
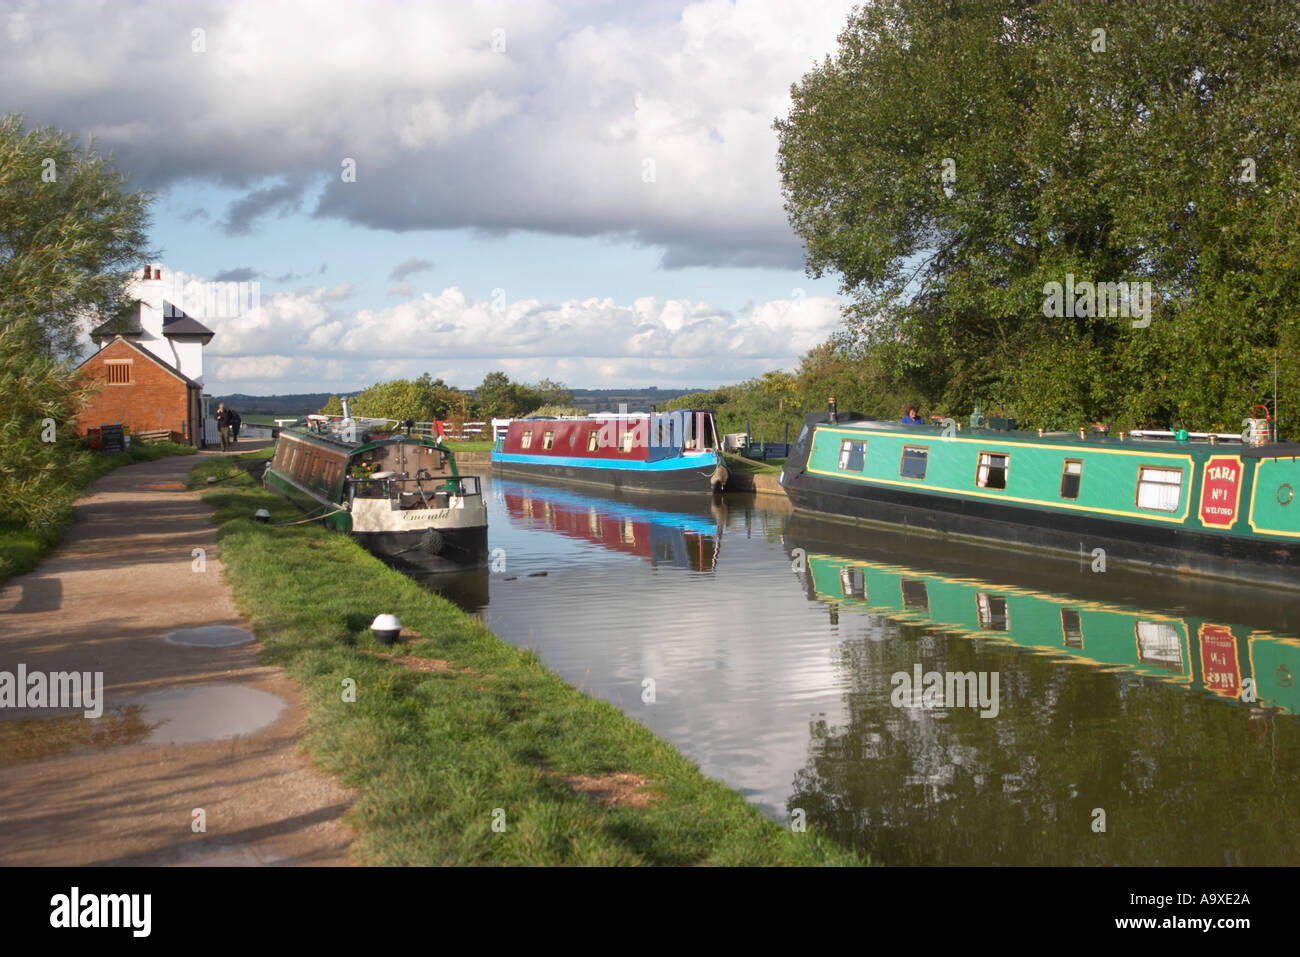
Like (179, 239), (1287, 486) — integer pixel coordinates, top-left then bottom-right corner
(775, 0), (1300, 431)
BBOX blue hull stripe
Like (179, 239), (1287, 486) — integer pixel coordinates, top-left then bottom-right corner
(492, 451), (718, 472)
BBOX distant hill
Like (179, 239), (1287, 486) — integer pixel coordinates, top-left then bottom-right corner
(212, 393), (334, 416)
(213, 388), (711, 417)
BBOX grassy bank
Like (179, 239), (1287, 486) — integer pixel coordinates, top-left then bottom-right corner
(190, 456), (862, 866)
(723, 452), (784, 475)
(0, 441), (196, 585)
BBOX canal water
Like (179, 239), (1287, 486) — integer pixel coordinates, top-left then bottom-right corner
(409, 475), (1300, 866)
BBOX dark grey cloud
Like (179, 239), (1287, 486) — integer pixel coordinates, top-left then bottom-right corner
(212, 266), (260, 282)
(389, 258), (435, 282)
(221, 179), (309, 236)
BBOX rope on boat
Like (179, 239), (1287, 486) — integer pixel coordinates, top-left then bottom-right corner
(270, 503), (349, 526)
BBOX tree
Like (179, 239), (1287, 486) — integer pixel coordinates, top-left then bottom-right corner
(0, 115), (153, 525)
(775, 1), (1300, 430)
(0, 114), (154, 358)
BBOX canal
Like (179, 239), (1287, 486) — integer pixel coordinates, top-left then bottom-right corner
(408, 475), (1300, 866)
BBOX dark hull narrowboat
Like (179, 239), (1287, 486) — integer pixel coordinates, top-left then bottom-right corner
(263, 412), (488, 571)
(780, 411), (1300, 591)
(491, 409), (728, 494)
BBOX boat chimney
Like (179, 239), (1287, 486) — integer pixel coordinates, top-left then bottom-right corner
(828, 396), (838, 425)
(341, 398), (351, 420)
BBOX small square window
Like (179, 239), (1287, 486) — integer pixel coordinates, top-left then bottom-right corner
(1061, 459), (1083, 499)
(520, 430), (533, 449)
(543, 430), (554, 450)
(977, 593), (1009, 630)
(838, 439), (866, 471)
(977, 452), (1009, 489)
(839, 567), (865, 598)
(900, 446), (928, 479)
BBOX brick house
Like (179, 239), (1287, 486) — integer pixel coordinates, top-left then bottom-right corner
(75, 265), (215, 446)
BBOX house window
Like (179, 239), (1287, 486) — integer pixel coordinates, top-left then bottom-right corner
(1136, 466), (1182, 512)
(838, 439), (866, 471)
(106, 362), (131, 384)
(520, 430), (533, 449)
(543, 430), (555, 450)
(976, 452), (1009, 489)
(1061, 608), (1083, 648)
(587, 430), (599, 452)
(900, 445), (928, 479)
(1061, 459), (1083, 499)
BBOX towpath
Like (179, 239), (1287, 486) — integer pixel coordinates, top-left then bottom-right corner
(0, 444), (355, 865)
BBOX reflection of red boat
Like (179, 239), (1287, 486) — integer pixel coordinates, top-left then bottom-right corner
(502, 488), (722, 571)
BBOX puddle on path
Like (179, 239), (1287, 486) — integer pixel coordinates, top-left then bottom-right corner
(129, 685), (286, 744)
(163, 625), (255, 647)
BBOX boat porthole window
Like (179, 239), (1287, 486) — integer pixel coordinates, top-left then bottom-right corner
(838, 439), (866, 471)
(1061, 459), (1083, 500)
(1279, 483), (1294, 506)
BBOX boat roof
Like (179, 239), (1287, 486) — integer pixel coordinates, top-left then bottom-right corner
(823, 416), (1277, 454)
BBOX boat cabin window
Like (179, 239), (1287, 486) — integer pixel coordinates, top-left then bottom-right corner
(839, 566), (865, 599)
(838, 439), (866, 471)
(901, 579), (929, 613)
(621, 431), (635, 453)
(1135, 621), (1183, 670)
(1061, 608), (1083, 648)
(900, 445), (929, 479)
(521, 429), (533, 449)
(1060, 459), (1083, 499)
(977, 593), (1009, 630)
(543, 430), (555, 450)
(1136, 466), (1183, 512)
(569, 430), (578, 447)
(587, 430), (599, 452)
(976, 452), (1009, 490)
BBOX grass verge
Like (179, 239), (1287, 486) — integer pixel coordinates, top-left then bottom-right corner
(0, 441), (197, 585)
(723, 452), (784, 475)
(194, 456), (863, 866)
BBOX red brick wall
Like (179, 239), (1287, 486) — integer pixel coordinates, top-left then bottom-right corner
(76, 339), (193, 441)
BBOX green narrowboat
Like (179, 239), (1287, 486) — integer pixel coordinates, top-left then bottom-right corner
(780, 408), (1300, 590)
(263, 408), (488, 570)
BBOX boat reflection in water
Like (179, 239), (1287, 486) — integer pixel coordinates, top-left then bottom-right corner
(497, 479), (724, 572)
(782, 514), (1300, 865)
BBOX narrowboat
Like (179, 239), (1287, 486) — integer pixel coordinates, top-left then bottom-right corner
(780, 406), (1300, 590)
(263, 407), (488, 570)
(491, 409), (728, 494)
(785, 533), (1300, 715)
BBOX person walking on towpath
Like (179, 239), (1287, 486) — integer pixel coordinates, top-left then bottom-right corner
(216, 403), (234, 451)
(230, 410), (242, 446)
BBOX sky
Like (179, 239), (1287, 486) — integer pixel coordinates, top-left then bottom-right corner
(4, 0), (859, 395)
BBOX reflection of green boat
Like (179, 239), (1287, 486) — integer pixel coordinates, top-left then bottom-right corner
(796, 548), (1300, 715)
